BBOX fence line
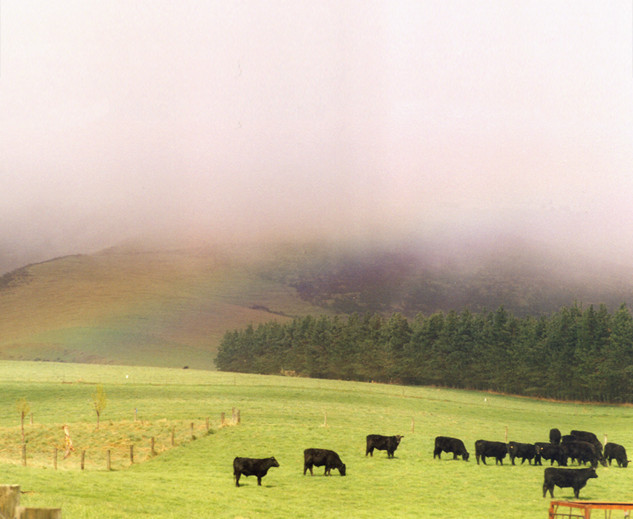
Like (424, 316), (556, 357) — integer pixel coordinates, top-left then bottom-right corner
(12, 412), (239, 472)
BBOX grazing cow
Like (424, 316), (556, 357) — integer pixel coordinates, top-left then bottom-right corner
(604, 442), (629, 468)
(508, 441), (536, 465)
(542, 467), (597, 499)
(570, 430), (604, 457)
(233, 457), (279, 487)
(303, 448), (346, 476)
(433, 436), (470, 461)
(562, 440), (603, 468)
(366, 434), (403, 458)
(475, 440), (508, 465)
(550, 428), (562, 445)
(535, 442), (567, 466)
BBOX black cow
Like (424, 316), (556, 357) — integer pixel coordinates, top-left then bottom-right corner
(475, 440), (508, 465)
(433, 436), (469, 461)
(562, 440), (603, 468)
(233, 457), (279, 487)
(535, 442), (567, 466)
(366, 434), (402, 458)
(508, 441), (536, 465)
(570, 430), (604, 456)
(550, 428), (562, 445)
(542, 467), (597, 499)
(604, 442), (629, 468)
(303, 448), (346, 476)
(534, 442), (548, 465)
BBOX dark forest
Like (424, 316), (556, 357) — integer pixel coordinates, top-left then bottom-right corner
(216, 302), (633, 403)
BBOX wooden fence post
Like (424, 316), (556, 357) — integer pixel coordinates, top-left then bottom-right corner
(171, 427), (175, 446)
(206, 417), (209, 431)
(232, 407), (237, 423)
(130, 445), (134, 464)
(151, 437), (156, 456)
(236, 409), (240, 424)
(0, 485), (21, 519)
(22, 444), (26, 466)
(191, 422), (195, 440)
(15, 507), (62, 518)
(81, 450), (86, 470)
(107, 450), (111, 471)
(53, 448), (58, 470)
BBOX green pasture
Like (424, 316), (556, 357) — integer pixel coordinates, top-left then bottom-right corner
(2, 361), (633, 518)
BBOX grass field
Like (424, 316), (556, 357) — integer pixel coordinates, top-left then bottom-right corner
(2, 361), (633, 518)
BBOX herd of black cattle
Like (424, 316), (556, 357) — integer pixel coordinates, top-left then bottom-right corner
(433, 428), (629, 499)
(232, 434), (401, 487)
(233, 429), (627, 499)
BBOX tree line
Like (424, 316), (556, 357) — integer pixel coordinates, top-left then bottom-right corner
(215, 303), (633, 403)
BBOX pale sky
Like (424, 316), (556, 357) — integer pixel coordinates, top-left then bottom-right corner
(1, 1), (632, 271)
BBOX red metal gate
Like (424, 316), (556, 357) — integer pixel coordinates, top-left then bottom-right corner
(549, 501), (633, 519)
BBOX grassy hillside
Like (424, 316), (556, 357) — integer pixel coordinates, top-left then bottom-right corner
(0, 246), (328, 368)
(2, 238), (633, 369)
(2, 361), (633, 518)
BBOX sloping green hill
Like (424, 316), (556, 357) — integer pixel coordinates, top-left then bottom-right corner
(0, 245), (327, 368)
(3, 238), (633, 370)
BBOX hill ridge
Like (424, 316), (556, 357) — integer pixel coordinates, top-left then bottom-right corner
(2, 239), (633, 368)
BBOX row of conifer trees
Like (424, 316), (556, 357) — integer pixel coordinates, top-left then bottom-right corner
(215, 302), (633, 403)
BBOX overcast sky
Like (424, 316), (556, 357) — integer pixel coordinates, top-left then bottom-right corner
(1, 1), (632, 271)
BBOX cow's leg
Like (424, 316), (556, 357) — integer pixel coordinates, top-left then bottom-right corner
(573, 487), (579, 499)
(543, 483), (552, 498)
(235, 473), (241, 487)
(257, 476), (262, 486)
